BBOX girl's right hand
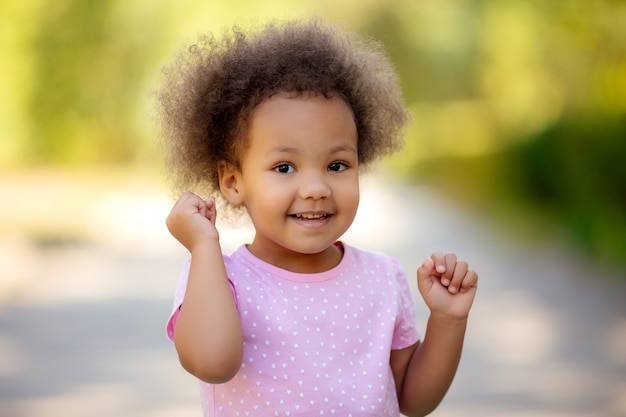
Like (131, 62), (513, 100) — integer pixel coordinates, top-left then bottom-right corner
(166, 191), (219, 251)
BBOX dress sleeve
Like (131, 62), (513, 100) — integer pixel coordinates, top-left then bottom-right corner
(165, 259), (191, 342)
(390, 258), (421, 350)
(165, 257), (238, 342)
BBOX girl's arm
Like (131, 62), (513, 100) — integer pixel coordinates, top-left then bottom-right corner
(391, 253), (478, 417)
(166, 192), (244, 383)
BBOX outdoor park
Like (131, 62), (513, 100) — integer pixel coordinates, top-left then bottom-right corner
(1, 1), (625, 416)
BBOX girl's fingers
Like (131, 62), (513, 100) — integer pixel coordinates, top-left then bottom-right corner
(447, 260), (468, 293)
(459, 269), (479, 293)
(417, 257), (435, 280)
(443, 253), (457, 280)
(175, 191), (203, 212)
(430, 252), (446, 274)
(205, 197), (217, 224)
(434, 252), (456, 286)
(426, 251), (478, 294)
(416, 257), (437, 296)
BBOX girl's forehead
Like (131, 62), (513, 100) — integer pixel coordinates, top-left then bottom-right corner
(241, 93), (358, 155)
(254, 90), (351, 111)
(252, 93), (355, 128)
(250, 92), (354, 123)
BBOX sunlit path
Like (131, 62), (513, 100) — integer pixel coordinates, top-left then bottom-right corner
(0, 175), (625, 417)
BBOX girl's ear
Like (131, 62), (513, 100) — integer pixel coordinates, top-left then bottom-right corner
(218, 161), (244, 206)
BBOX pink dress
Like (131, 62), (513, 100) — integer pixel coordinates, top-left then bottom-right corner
(167, 242), (421, 417)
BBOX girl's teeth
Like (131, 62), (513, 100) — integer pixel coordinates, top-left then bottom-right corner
(296, 213), (326, 219)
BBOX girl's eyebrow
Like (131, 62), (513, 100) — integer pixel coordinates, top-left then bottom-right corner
(330, 144), (358, 154)
(268, 144), (357, 155)
(268, 146), (300, 155)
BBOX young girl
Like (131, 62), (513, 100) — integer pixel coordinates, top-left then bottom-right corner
(158, 18), (478, 417)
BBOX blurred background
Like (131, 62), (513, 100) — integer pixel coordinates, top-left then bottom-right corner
(1, 0), (625, 416)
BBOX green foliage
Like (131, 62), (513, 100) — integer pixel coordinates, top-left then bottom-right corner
(1, 0), (170, 166)
(2, 0), (625, 264)
(413, 112), (626, 267)
(27, 1), (117, 163)
(366, 0), (626, 266)
(510, 116), (626, 264)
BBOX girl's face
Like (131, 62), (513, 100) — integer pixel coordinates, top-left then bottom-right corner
(222, 93), (359, 273)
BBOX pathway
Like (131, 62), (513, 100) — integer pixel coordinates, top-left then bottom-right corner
(0, 176), (624, 417)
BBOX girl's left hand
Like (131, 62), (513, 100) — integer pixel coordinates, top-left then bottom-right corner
(417, 252), (478, 320)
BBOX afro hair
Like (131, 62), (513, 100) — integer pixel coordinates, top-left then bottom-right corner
(157, 17), (410, 202)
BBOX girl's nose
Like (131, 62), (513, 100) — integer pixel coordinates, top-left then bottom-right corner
(298, 171), (331, 200)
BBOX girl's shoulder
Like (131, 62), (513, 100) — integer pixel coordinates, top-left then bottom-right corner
(343, 243), (404, 271)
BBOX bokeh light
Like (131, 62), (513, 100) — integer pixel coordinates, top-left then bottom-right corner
(1, 1), (625, 416)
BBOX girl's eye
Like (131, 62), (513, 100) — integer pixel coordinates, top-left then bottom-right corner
(328, 161), (348, 172)
(274, 163), (295, 174)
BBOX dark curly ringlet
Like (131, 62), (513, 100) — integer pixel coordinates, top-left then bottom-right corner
(156, 17), (410, 211)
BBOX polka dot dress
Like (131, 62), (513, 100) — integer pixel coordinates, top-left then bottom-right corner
(167, 243), (420, 417)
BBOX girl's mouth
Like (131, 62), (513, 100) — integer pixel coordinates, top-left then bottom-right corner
(292, 213), (329, 220)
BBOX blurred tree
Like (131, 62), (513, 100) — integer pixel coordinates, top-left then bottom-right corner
(372, 0), (626, 265)
(0, 1), (39, 167)
(21, 0), (169, 165)
(488, 0), (626, 264)
(2, 0), (624, 264)
(28, 1), (109, 163)
(359, 0), (482, 103)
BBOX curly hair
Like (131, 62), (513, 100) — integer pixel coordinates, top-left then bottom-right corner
(156, 17), (410, 203)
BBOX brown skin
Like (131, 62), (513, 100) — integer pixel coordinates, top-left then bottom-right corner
(157, 19), (409, 206)
(166, 198), (478, 408)
(166, 194), (243, 383)
(391, 254), (477, 416)
(165, 95), (479, 411)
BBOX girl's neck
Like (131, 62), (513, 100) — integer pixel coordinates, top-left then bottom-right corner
(247, 242), (344, 274)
